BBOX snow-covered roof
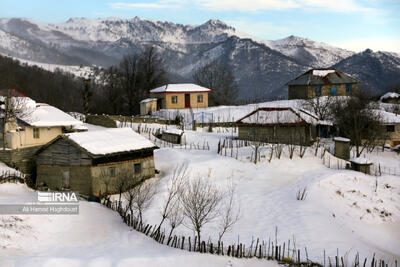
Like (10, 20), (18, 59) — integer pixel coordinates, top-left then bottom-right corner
(64, 128), (156, 156)
(350, 157), (372, 165)
(380, 92), (400, 101)
(236, 107), (330, 126)
(163, 129), (184, 135)
(333, 137), (350, 142)
(24, 104), (83, 127)
(373, 109), (400, 124)
(140, 98), (157, 103)
(150, 84), (212, 93)
(312, 70), (335, 77)
(287, 69), (358, 86)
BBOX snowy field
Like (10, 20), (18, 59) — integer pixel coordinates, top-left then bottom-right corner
(0, 182), (278, 267)
(1, 122), (399, 266)
(118, 123), (400, 265)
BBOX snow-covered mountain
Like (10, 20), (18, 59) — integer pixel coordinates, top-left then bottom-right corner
(334, 49), (400, 93)
(267, 35), (354, 68)
(0, 17), (399, 98)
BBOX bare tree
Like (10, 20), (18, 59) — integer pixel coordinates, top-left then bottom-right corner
(112, 169), (132, 211)
(130, 179), (158, 226)
(157, 163), (188, 233)
(167, 199), (184, 242)
(180, 176), (222, 250)
(0, 95), (34, 150)
(119, 46), (168, 115)
(331, 96), (384, 157)
(193, 60), (238, 106)
(302, 96), (334, 121)
(81, 77), (93, 118)
(217, 180), (240, 242)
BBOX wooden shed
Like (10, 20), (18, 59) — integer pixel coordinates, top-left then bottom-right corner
(236, 107), (331, 145)
(36, 128), (157, 197)
(161, 129), (184, 144)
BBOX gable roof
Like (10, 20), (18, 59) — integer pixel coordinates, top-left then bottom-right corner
(286, 69), (358, 86)
(23, 104), (83, 127)
(150, 83), (212, 93)
(236, 107), (331, 126)
(63, 128), (157, 156)
(0, 96), (82, 128)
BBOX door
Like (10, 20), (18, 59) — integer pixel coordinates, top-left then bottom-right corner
(62, 170), (70, 189)
(185, 94), (190, 108)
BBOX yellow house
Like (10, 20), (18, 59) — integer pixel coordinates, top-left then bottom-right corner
(148, 83), (212, 110)
(2, 102), (84, 150)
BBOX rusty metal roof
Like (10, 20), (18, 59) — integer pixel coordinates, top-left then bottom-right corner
(286, 68), (358, 86)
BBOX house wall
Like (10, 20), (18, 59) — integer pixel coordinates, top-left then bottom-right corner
(288, 83), (358, 99)
(37, 165), (93, 195)
(6, 126), (62, 149)
(382, 124), (400, 147)
(150, 92), (209, 109)
(237, 125), (314, 145)
(0, 145), (42, 174)
(140, 101), (157, 115)
(91, 156), (155, 196)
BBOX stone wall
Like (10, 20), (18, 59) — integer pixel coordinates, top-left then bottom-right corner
(0, 145), (42, 174)
(86, 115), (117, 128)
(91, 156), (156, 196)
(288, 83), (358, 99)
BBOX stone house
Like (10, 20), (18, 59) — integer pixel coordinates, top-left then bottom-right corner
(148, 83), (212, 110)
(36, 128), (157, 197)
(236, 107), (332, 145)
(287, 69), (358, 99)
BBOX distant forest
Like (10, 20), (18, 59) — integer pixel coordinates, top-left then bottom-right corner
(0, 46), (238, 116)
(0, 54), (84, 112)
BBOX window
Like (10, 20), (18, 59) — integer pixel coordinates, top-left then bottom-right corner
(109, 167), (116, 177)
(134, 163), (141, 174)
(386, 125), (395, 132)
(171, 95), (178, 104)
(315, 86), (322, 96)
(197, 94), (203, 103)
(331, 87), (337, 96)
(33, 128), (40, 139)
(346, 84), (352, 93)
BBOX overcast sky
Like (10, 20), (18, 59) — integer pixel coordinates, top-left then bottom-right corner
(1, 0), (399, 52)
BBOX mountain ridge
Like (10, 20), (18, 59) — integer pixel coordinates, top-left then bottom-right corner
(0, 17), (399, 98)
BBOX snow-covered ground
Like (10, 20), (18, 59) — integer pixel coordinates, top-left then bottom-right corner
(0, 183), (278, 267)
(117, 123), (400, 265)
(1, 121), (399, 266)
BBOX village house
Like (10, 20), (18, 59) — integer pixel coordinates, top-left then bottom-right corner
(36, 128), (157, 197)
(0, 92), (84, 173)
(380, 92), (400, 104)
(236, 107), (332, 145)
(147, 83), (212, 110)
(287, 69), (358, 99)
(374, 109), (400, 147)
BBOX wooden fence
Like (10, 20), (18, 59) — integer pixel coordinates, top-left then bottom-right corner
(101, 199), (395, 267)
(0, 170), (24, 184)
